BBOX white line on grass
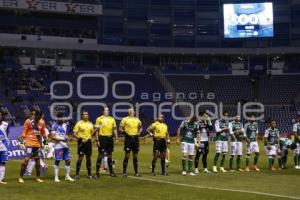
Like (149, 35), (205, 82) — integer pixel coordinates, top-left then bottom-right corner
(17, 162), (299, 200)
(128, 176), (300, 200)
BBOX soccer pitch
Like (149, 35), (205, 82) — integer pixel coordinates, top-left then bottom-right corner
(1, 142), (300, 200)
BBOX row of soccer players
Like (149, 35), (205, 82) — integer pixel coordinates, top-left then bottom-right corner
(177, 111), (300, 176)
(0, 108), (300, 184)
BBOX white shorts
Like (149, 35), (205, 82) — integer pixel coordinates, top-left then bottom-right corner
(265, 145), (277, 156)
(295, 143), (300, 155)
(181, 142), (195, 156)
(215, 141), (228, 153)
(230, 142), (243, 156)
(247, 141), (260, 154)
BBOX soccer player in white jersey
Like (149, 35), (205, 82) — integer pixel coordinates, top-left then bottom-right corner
(292, 115), (300, 169)
(50, 112), (74, 182)
(0, 111), (9, 184)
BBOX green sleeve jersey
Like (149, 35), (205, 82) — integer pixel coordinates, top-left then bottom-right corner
(245, 122), (258, 142)
(230, 121), (245, 142)
(179, 120), (199, 144)
(293, 123), (300, 142)
(279, 137), (293, 148)
(264, 128), (279, 145)
(214, 119), (230, 141)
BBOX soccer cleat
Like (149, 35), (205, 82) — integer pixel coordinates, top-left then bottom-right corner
(23, 171), (32, 176)
(18, 178), (24, 183)
(161, 172), (168, 176)
(220, 167), (227, 173)
(65, 176), (75, 182)
(87, 175), (93, 179)
(75, 175), (80, 180)
(182, 171), (187, 176)
(194, 168), (199, 174)
(238, 168), (244, 172)
(151, 172), (156, 176)
(271, 167), (278, 171)
(203, 168), (212, 173)
(245, 167), (250, 172)
(54, 177), (60, 183)
(134, 173), (141, 177)
(189, 172), (196, 176)
(0, 181), (7, 185)
(36, 178), (44, 183)
(230, 169), (235, 172)
(253, 165), (260, 171)
(212, 166), (218, 173)
(93, 173), (100, 179)
(110, 173), (117, 177)
(295, 166), (300, 169)
(122, 173), (128, 178)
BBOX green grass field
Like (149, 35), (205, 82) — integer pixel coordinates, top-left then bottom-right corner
(1, 142), (300, 200)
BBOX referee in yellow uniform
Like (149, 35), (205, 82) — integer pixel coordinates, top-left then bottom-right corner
(94, 106), (118, 178)
(73, 111), (94, 179)
(147, 113), (169, 176)
(119, 107), (142, 177)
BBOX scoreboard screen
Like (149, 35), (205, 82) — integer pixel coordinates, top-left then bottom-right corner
(223, 3), (273, 38)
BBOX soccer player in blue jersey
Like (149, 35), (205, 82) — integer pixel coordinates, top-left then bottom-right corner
(50, 113), (74, 182)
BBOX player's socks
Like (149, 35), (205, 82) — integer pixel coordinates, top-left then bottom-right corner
(297, 155), (300, 166)
(65, 165), (71, 177)
(268, 157), (273, 169)
(294, 155), (297, 166)
(54, 165), (59, 179)
(278, 158), (282, 168)
(95, 156), (102, 174)
(25, 159), (35, 175)
(237, 156), (241, 169)
(161, 158), (165, 174)
(213, 153), (220, 166)
(123, 158), (129, 174)
(220, 154), (226, 167)
(229, 156), (234, 170)
(181, 158), (187, 172)
(246, 155), (250, 168)
(151, 159), (156, 173)
(194, 157), (199, 170)
(107, 157), (114, 175)
(188, 159), (193, 173)
(133, 158), (138, 174)
(0, 165), (5, 182)
(254, 155), (258, 165)
(76, 160), (82, 176)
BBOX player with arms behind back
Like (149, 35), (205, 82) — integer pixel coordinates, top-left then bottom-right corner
(119, 107), (142, 177)
(244, 115), (260, 172)
(177, 115), (199, 176)
(264, 120), (280, 171)
(51, 112), (74, 182)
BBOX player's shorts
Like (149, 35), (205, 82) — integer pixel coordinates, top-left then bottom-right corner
(265, 145), (277, 156)
(0, 151), (8, 162)
(77, 138), (92, 156)
(215, 141), (228, 153)
(196, 141), (209, 155)
(246, 141), (259, 154)
(181, 142), (195, 156)
(230, 142), (243, 156)
(98, 136), (114, 154)
(124, 135), (139, 153)
(295, 143), (300, 155)
(54, 148), (70, 161)
(25, 147), (41, 157)
(153, 138), (167, 153)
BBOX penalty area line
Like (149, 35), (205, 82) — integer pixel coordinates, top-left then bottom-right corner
(128, 176), (300, 200)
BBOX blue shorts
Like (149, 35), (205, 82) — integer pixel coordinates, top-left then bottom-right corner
(0, 151), (8, 162)
(55, 148), (70, 161)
